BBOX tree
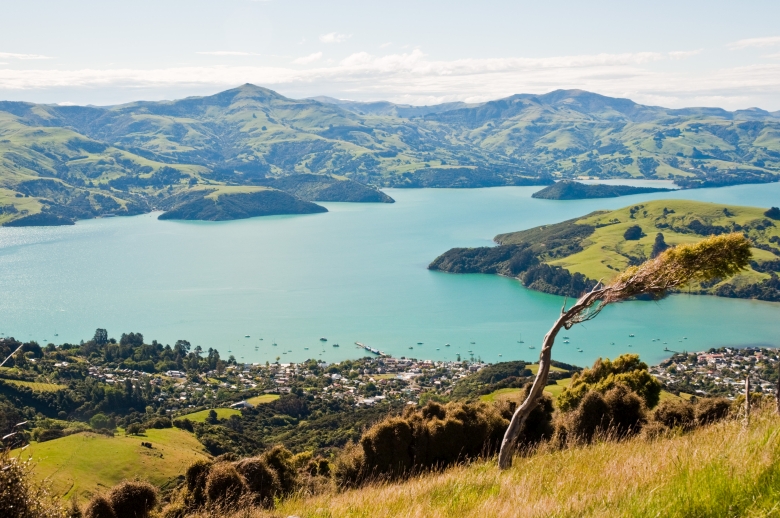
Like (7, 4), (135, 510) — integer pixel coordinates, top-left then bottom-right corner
(623, 225), (644, 240)
(93, 328), (108, 346)
(497, 233), (752, 468)
(764, 207), (780, 220)
(651, 233), (669, 258)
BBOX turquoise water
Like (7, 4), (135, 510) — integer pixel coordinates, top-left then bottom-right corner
(1, 183), (779, 367)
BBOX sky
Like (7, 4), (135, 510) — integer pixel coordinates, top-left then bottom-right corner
(2, 0), (780, 110)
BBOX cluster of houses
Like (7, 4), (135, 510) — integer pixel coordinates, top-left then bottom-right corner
(651, 347), (780, 398)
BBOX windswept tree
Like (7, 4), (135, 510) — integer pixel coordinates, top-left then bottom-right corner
(498, 233), (752, 468)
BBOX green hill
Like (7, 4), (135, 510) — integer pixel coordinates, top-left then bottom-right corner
(258, 409), (780, 518)
(531, 180), (672, 199)
(16, 428), (209, 501)
(430, 199), (780, 300)
(1, 86), (779, 225)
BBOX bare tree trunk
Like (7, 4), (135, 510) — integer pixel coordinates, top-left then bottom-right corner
(497, 289), (603, 469)
(744, 376), (751, 426)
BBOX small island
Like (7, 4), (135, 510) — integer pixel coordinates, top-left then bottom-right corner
(531, 180), (672, 200)
(157, 188), (327, 221)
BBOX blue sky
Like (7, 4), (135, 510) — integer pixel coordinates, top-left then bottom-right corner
(2, 0), (780, 109)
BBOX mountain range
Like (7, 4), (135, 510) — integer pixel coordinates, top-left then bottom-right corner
(1, 84), (779, 225)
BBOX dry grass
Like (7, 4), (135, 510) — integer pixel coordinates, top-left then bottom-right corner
(202, 406), (780, 518)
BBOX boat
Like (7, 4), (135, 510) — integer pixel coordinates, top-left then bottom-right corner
(272, 342), (277, 346)
(629, 334), (635, 337)
(664, 347), (670, 351)
(54, 333), (58, 336)
(563, 340), (570, 344)
(498, 354), (502, 357)
(445, 343), (451, 347)
(528, 346), (535, 349)
(610, 342), (615, 345)
(408, 347), (413, 350)
(563, 336), (570, 340)
(417, 342), (423, 345)
(518, 334), (524, 343)
(259, 338), (263, 340)
(470, 341), (475, 344)
(333, 343), (340, 347)
(245, 335), (250, 338)
(304, 347), (309, 350)
(628, 344), (633, 347)
(436, 348), (440, 351)
(320, 337), (327, 341)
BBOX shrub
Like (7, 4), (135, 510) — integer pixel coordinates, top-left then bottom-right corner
(261, 445), (297, 494)
(624, 225), (644, 240)
(234, 457), (281, 506)
(0, 449), (66, 518)
(83, 496), (116, 518)
(653, 399), (695, 430)
(603, 383), (646, 437)
(172, 418), (193, 432)
(184, 460), (212, 508)
(143, 417), (171, 429)
(332, 442), (367, 488)
(158, 501), (187, 518)
(89, 414), (113, 430)
(558, 354), (661, 411)
(695, 397), (732, 425)
(565, 390), (610, 443)
(125, 423), (143, 436)
(764, 207), (780, 220)
(357, 401), (510, 482)
(204, 463), (247, 507)
(106, 481), (158, 518)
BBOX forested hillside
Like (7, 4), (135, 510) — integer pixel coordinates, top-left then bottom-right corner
(1, 85), (779, 225)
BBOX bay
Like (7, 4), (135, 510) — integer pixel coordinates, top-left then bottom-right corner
(1, 183), (779, 367)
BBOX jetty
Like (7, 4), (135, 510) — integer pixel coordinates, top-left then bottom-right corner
(355, 342), (387, 357)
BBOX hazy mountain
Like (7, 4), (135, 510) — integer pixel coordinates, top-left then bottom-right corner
(0, 84), (778, 225)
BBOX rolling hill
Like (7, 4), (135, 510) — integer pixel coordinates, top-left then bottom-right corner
(430, 199), (780, 301)
(1, 85), (779, 225)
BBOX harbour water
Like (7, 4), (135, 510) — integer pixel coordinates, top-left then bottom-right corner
(1, 182), (779, 367)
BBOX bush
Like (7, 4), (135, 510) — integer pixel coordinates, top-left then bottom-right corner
(234, 457), (281, 506)
(143, 417), (171, 429)
(603, 383), (646, 437)
(204, 463), (247, 507)
(640, 420), (670, 441)
(624, 225), (644, 240)
(565, 390), (610, 443)
(0, 449), (66, 518)
(332, 442), (366, 488)
(184, 460), (212, 508)
(83, 496), (116, 518)
(125, 423), (143, 436)
(695, 397), (732, 425)
(558, 354), (661, 411)
(106, 480), (158, 518)
(260, 445), (297, 494)
(355, 401), (509, 483)
(172, 418), (193, 432)
(89, 414), (114, 430)
(764, 207), (780, 220)
(653, 399), (695, 430)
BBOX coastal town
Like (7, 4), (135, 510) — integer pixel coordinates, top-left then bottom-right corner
(74, 344), (780, 417)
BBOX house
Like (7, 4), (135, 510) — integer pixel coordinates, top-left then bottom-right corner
(230, 400), (254, 409)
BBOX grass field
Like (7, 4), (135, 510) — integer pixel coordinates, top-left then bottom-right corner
(2, 379), (67, 392)
(480, 378), (572, 404)
(546, 199), (780, 283)
(17, 428), (208, 500)
(246, 394), (280, 405)
(246, 407), (780, 518)
(179, 407), (241, 422)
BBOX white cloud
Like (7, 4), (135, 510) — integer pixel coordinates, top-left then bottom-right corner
(2, 49), (780, 110)
(728, 36), (780, 49)
(380, 42), (392, 49)
(319, 32), (350, 44)
(0, 52), (52, 60)
(196, 51), (261, 56)
(668, 49), (702, 59)
(292, 52), (323, 65)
